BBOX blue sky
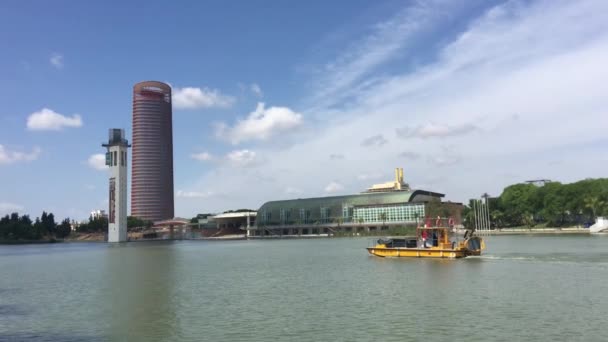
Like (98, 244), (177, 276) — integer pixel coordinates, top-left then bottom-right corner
(1, 0), (608, 221)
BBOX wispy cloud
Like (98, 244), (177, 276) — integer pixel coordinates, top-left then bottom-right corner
(216, 102), (303, 144)
(361, 134), (388, 147)
(309, 1), (463, 108)
(0, 145), (41, 165)
(176, 190), (214, 198)
(50, 53), (63, 69)
(427, 154), (461, 167)
(27, 108), (82, 131)
(396, 122), (478, 139)
(329, 154), (344, 160)
(191, 152), (213, 161)
(399, 151), (421, 160)
(251, 83), (263, 97)
(226, 149), (259, 168)
(173, 87), (235, 109)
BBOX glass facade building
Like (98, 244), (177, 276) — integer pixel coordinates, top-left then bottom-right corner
(257, 190), (444, 227)
(353, 203), (425, 224)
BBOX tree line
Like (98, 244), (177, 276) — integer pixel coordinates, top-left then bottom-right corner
(464, 178), (608, 228)
(1, 211), (153, 242)
(0, 211), (71, 242)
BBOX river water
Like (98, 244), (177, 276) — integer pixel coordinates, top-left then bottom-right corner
(1, 235), (607, 341)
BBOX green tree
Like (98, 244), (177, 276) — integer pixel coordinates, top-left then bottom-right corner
(490, 210), (504, 228)
(33, 217), (45, 238)
(127, 216), (147, 229)
(499, 183), (538, 226)
(522, 212), (535, 229)
(78, 215), (108, 233)
(41, 211), (56, 236)
(56, 218), (72, 239)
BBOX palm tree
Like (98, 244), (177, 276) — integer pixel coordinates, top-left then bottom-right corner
(379, 212), (388, 230)
(584, 196), (605, 220)
(522, 212), (535, 229)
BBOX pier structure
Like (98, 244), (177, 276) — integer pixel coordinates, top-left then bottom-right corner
(103, 129), (131, 242)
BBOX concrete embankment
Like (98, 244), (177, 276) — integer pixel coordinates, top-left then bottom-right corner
(483, 228), (589, 235)
(198, 234), (246, 240)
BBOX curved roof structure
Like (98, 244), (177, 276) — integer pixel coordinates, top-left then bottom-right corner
(257, 190), (443, 226)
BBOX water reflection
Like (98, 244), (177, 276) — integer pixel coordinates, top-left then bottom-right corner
(102, 241), (178, 341)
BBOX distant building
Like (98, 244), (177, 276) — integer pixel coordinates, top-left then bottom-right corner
(90, 210), (107, 219)
(131, 81), (175, 222)
(525, 179), (552, 186)
(251, 167), (462, 237)
(193, 211), (256, 237)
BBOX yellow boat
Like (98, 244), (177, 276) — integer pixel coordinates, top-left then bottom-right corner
(366, 225), (485, 259)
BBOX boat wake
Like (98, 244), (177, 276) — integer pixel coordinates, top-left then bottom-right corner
(478, 254), (608, 267)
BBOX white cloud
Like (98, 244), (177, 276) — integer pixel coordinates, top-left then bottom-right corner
(176, 190), (214, 198)
(50, 53), (63, 69)
(329, 154), (344, 160)
(27, 108), (82, 131)
(361, 134), (388, 147)
(173, 87), (235, 109)
(191, 152), (213, 161)
(324, 181), (344, 193)
(87, 154), (108, 171)
(251, 83), (263, 97)
(0, 145), (41, 165)
(217, 102), (303, 144)
(226, 149), (258, 168)
(396, 122), (478, 139)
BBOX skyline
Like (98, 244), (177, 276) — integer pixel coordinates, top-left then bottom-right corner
(1, 0), (608, 220)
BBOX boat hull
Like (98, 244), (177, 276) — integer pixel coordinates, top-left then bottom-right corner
(366, 247), (467, 258)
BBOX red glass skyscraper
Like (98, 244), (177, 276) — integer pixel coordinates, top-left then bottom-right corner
(131, 81), (174, 222)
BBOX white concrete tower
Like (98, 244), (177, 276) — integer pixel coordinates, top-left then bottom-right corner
(103, 129), (131, 242)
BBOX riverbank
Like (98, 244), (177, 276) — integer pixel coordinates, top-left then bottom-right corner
(0, 238), (61, 245)
(482, 227), (589, 235)
(65, 232), (105, 242)
(198, 234), (246, 240)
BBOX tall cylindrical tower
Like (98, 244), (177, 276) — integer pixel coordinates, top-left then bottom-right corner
(131, 81), (174, 222)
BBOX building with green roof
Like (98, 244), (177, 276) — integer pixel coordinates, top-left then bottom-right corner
(250, 168), (462, 237)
